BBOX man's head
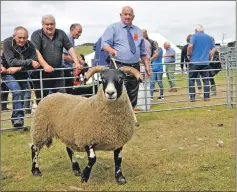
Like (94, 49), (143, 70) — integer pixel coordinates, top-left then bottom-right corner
(13, 26), (28, 47)
(120, 6), (135, 25)
(42, 14), (56, 37)
(142, 29), (148, 40)
(186, 34), (192, 43)
(163, 41), (170, 50)
(70, 23), (82, 39)
(195, 24), (204, 33)
(154, 41), (159, 49)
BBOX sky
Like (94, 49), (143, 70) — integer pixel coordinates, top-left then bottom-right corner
(1, 1), (236, 46)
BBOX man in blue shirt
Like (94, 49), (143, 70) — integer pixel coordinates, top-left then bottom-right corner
(93, 37), (110, 66)
(62, 23), (85, 94)
(187, 24), (216, 101)
(101, 6), (151, 108)
(163, 41), (177, 92)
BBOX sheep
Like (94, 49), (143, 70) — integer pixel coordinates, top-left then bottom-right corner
(30, 66), (143, 185)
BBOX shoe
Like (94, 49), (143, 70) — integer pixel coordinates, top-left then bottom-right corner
(1, 106), (10, 111)
(172, 88), (177, 92)
(204, 98), (210, 101)
(13, 119), (23, 128)
(168, 88), (173, 92)
(190, 98), (195, 102)
(157, 96), (164, 100)
(151, 98), (153, 101)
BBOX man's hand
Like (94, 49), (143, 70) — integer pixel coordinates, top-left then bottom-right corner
(75, 63), (83, 70)
(32, 60), (40, 69)
(109, 49), (117, 57)
(145, 65), (152, 77)
(6, 67), (22, 74)
(44, 64), (54, 73)
(1, 66), (7, 74)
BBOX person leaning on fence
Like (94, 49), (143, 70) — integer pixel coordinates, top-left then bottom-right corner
(207, 37), (222, 96)
(163, 41), (177, 92)
(182, 34), (203, 96)
(30, 15), (83, 103)
(1, 26), (40, 128)
(150, 41), (164, 100)
(101, 6), (151, 108)
(62, 23), (85, 94)
(187, 24), (216, 102)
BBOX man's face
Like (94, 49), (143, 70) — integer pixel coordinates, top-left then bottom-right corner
(163, 43), (168, 49)
(42, 18), (56, 36)
(72, 25), (82, 39)
(14, 29), (28, 47)
(120, 7), (134, 25)
(142, 30), (148, 39)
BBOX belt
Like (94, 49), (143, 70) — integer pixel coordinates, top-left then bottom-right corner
(114, 61), (140, 67)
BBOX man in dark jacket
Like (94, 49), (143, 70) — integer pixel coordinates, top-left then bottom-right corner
(1, 26), (40, 128)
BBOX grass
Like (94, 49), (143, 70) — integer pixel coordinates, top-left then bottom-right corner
(1, 106), (236, 191)
(75, 45), (94, 56)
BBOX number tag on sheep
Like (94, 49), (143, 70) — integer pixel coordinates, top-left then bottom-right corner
(30, 66), (143, 185)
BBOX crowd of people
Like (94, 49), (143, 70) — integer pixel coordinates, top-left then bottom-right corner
(1, 6), (222, 129)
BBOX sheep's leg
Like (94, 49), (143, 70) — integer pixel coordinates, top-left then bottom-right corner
(114, 147), (126, 184)
(31, 144), (42, 176)
(81, 145), (96, 183)
(66, 147), (81, 176)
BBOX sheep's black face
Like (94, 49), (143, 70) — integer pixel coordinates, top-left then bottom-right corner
(100, 69), (126, 101)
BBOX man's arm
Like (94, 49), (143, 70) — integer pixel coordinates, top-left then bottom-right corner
(36, 50), (54, 72)
(101, 25), (117, 57)
(187, 44), (193, 57)
(150, 49), (158, 62)
(62, 53), (74, 63)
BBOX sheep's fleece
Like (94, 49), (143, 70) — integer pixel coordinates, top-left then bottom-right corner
(31, 87), (135, 151)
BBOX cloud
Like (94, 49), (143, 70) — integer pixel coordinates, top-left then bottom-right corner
(1, 1), (235, 46)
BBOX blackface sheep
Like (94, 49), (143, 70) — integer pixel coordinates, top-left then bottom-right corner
(30, 66), (143, 185)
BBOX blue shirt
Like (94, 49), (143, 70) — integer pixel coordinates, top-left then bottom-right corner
(164, 47), (176, 63)
(93, 37), (110, 66)
(62, 34), (75, 68)
(189, 32), (215, 65)
(152, 48), (163, 72)
(101, 21), (146, 64)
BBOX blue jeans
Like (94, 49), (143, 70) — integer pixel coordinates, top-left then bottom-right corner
(150, 70), (164, 98)
(2, 75), (31, 125)
(189, 65), (210, 99)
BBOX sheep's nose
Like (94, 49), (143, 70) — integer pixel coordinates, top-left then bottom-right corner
(106, 91), (115, 96)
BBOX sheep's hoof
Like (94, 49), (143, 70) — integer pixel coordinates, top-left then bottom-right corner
(81, 169), (90, 183)
(81, 174), (89, 183)
(32, 168), (42, 176)
(74, 170), (81, 176)
(135, 122), (139, 127)
(115, 172), (126, 185)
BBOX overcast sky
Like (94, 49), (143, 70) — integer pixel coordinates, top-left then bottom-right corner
(1, 1), (236, 46)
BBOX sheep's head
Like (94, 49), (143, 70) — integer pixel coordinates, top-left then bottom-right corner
(84, 66), (143, 101)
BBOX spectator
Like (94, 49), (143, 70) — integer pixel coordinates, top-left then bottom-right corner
(182, 34), (203, 96)
(93, 37), (110, 66)
(208, 37), (222, 96)
(163, 41), (177, 92)
(102, 6), (151, 108)
(150, 41), (164, 100)
(62, 23), (84, 94)
(187, 24), (216, 101)
(73, 54), (88, 85)
(1, 26), (40, 128)
(31, 15), (83, 103)
(142, 29), (157, 57)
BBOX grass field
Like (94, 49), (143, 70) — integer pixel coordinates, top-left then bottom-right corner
(1, 106), (235, 191)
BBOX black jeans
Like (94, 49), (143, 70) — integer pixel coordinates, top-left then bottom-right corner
(64, 68), (74, 94)
(31, 70), (65, 104)
(109, 61), (140, 108)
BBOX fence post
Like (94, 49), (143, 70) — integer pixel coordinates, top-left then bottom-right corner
(39, 70), (44, 101)
(225, 48), (231, 109)
(229, 48), (234, 108)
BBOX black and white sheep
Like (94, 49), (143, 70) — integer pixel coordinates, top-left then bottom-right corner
(30, 66), (143, 184)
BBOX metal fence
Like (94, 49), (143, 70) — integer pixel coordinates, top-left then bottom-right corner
(0, 46), (236, 131)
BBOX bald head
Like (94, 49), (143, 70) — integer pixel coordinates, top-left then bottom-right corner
(120, 6), (135, 25)
(163, 41), (170, 49)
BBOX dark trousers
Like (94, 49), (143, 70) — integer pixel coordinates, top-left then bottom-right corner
(31, 70), (65, 104)
(1, 82), (9, 108)
(189, 65), (210, 99)
(109, 61), (140, 108)
(64, 68), (74, 94)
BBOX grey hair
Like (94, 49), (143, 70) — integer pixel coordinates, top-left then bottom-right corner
(195, 24), (204, 32)
(70, 23), (81, 31)
(42, 14), (56, 25)
(13, 26), (29, 36)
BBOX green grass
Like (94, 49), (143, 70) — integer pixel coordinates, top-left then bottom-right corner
(1, 106), (236, 191)
(75, 45), (94, 56)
